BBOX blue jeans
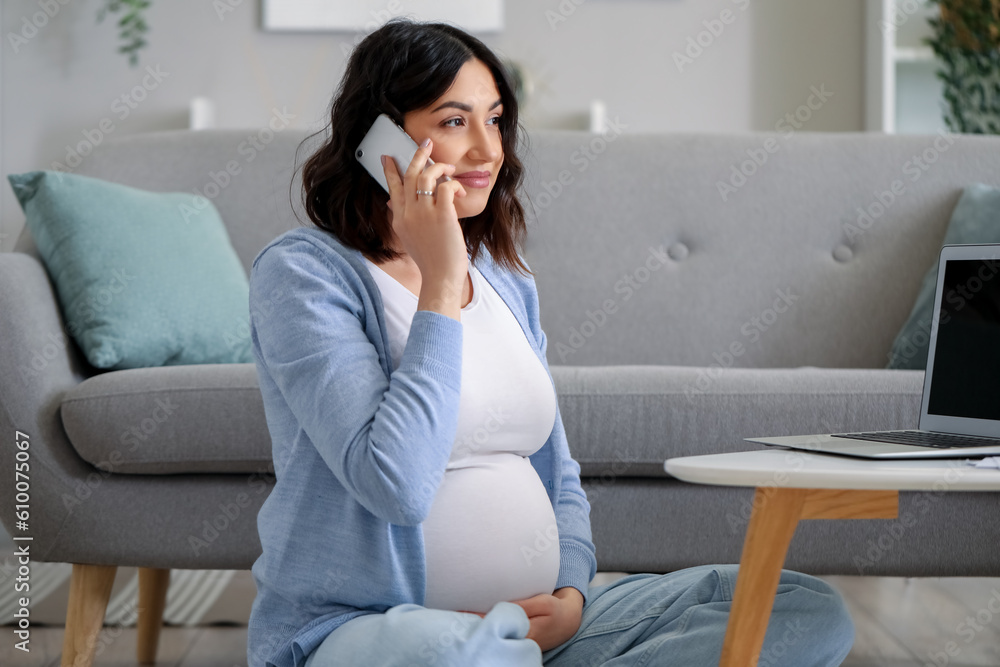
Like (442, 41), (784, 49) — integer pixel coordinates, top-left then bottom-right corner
(302, 564), (855, 666)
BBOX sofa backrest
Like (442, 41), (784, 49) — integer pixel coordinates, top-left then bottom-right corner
(14, 128), (1000, 369)
(518, 131), (1000, 369)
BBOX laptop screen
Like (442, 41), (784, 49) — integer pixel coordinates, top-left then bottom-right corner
(926, 258), (1000, 420)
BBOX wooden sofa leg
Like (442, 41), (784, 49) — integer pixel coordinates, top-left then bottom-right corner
(137, 568), (170, 664)
(61, 563), (117, 667)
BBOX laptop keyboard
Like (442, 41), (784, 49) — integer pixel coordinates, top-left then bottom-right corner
(831, 430), (1000, 449)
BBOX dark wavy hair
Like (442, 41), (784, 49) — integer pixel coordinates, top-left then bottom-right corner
(295, 18), (531, 277)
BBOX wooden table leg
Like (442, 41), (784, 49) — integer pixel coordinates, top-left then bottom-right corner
(719, 487), (807, 667)
(719, 487), (898, 667)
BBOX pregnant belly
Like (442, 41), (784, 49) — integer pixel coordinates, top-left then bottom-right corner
(421, 453), (560, 613)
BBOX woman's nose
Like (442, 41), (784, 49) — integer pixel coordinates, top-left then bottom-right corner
(467, 122), (500, 162)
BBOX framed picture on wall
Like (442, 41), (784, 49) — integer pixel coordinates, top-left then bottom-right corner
(262, 1), (504, 32)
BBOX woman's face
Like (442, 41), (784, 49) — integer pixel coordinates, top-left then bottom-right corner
(402, 58), (505, 220)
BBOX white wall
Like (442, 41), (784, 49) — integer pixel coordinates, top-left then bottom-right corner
(0, 0), (864, 250)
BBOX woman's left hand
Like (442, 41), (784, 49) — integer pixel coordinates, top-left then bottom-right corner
(510, 587), (584, 652)
(458, 587), (584, 652)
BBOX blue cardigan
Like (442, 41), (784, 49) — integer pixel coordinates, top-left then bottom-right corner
(246, 227), (597, 667)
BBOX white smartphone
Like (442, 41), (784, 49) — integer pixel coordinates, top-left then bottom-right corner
(355, 113), (450, 194)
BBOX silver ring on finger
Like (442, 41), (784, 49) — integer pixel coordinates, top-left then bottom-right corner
(416, 189), (435, 196)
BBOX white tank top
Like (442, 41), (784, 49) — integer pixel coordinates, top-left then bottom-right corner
(362, 257), (560, 613)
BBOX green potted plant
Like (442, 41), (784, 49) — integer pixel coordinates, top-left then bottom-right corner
(926, 0), (1000, 133)
(97, 0), (152, 67)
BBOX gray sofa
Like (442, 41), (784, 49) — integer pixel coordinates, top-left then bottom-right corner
(2, 127), (999, 665)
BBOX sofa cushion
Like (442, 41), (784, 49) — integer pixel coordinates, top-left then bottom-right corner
(887, 183), (1000, 370)
(552, 365), (925, 477)
(59, 362), (924, 477)
(6, 169), (254, 370)
(60, 363), (272, 474)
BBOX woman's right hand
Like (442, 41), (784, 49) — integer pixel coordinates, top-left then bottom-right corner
(382, 138), (468, 288)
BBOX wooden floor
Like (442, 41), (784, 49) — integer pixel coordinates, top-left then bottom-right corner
(4, 576), (1000, 666)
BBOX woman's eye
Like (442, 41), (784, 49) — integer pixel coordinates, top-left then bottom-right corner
(442, 116), (502, 127)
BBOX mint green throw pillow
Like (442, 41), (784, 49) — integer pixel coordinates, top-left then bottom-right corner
(887, 183), (1000, 369)
(7, 170), (253, 370)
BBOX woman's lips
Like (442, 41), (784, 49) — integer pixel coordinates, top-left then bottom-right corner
(454, 172), (491, 188)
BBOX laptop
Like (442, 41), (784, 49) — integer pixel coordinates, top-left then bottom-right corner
(746, 243), (1000, 459)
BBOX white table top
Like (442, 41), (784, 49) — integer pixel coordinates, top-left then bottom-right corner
(664, 449), (1000, 491)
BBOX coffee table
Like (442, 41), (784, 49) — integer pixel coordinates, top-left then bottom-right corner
(664, 448), (1000, 667)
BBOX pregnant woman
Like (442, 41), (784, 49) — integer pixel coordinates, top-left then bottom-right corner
(246, 17), (855, 667)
